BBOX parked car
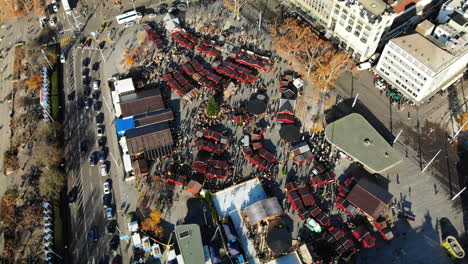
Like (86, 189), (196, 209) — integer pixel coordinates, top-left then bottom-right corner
(98, 149), (106, 162)
(94, 101), (102, 112)
(103, 180), (111, 195)
(106, 207), (113, 220)
(93, 80), (99, 90)
(98, 136), (107, 148)
(100, 164), (108, 176)
(103, 194), (111, 208)
(68, 186), (78, 203)
(89, 152), (97, 166)
(77, 97), (85, 108)
(107, 220), (117, 233)
(60, 53), (66, 63)
(87, 226), (98, 244)
(97, 125), (104, 137)
(80, 140), (88, 153)
(96, 113), (104, 124)
(92, 91), (100, 100)
(52, 4), (58, 13)
(83, 57), (90, 67)
(110, 235), (119, 250)
(67, 91), (75, 102)
(357, 62), (371, 71)
(84, 98), (92, 109)
(92, 62), (100, 71)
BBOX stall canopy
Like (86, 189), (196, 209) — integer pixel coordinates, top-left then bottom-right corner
(279, 124), (301, 143)
(244, 197), (283, 225)
(266, 227), (292, 254)
(116, 117), (135, 136)
(247, 98), (267, 115)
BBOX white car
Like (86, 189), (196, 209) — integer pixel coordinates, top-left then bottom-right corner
(100, 164), (108, 177)
(97, 125), (104, 137)
(124, 21), (135, 28)
(357, 62), (371, 71)
(147, 13), (157, 18)
(93, 80), (99, 90)
(52, 4), (58, 13)
(49, 17), (56, 27)
(60, 53), (65, 63)
(103, 181), (111, 195)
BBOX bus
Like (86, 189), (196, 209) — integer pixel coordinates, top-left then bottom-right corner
(61, 0), (72, 14)
(116, 10), (142, 24)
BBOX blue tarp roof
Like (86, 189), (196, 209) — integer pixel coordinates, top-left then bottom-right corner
(116, 117), (135, 136)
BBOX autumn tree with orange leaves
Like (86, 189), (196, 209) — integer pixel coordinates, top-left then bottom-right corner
(25, 74), (42, 89)
(141, 210), (163, 238)
(270, 18), (354, 91)
(125, 54), (135, 65)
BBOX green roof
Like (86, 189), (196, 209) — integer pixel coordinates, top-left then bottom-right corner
(325, 113), (401, 173)
(175, 224), (205, 264)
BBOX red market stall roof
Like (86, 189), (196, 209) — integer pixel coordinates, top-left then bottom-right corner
(276, 113), (295, 123)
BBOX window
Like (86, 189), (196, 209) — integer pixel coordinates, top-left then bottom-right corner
(339, 19), (345, 26)
(334, 9), (340, 15)
(354, 30), (360, 37)
(357, 20), (363, 25)
(346, 26), (352, 32)
(360, 37), (368, 43)
(365, 25), (371, 31)
(350, 13), (355, 19)
(343, 8), (348, 14)
(341, 14), (347, 20)
(356, 24), (362, 31)
(348, 19), (355, 26)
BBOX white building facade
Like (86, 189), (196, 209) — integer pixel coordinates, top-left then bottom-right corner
(288, 0), (444, 62)
(376, 30), (468, 103)
(329, 0), (396, 62)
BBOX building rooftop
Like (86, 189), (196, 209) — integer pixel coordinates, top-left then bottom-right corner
(324, 113), (401, 173)
(391, 33), (454, 72)
(114, 78), (135, 95)
(359, 0), (388, 16)
(125, 122), (174, 159)
(211, 178), (266, 263)
(174, 224), (205, 264)
(119, 88), (165, 118)
(244, 197), (283, 225)
(346, 176), (393, 219)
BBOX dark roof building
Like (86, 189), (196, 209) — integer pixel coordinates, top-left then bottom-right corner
(324, 113), (401, 173)
(126, 122), (174, 159)
(175, 224), (205, 264)
(345, 176), (393, 219)
(244, 197), (283, 225)
(119, 89), (165, 118)
(132, 159), (149, 177)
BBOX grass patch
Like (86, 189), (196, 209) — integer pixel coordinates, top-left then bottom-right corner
(53, 206), (64, 250)
(203, 191), (219, 224)
(5, 92), (12, 101)
(50, 70), (61, 121)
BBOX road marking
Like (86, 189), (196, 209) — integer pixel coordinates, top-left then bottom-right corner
(89, 166), (92, 178)
(109, 152), (120, 168)
(102, 95), (112, 113)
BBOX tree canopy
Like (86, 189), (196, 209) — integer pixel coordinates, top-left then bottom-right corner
(39, 167), (65, 203)
(205, 96), (220, 117)
(141, 210), (163, 238)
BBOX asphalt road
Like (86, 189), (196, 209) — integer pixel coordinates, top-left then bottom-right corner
(60, 1), (178, 263)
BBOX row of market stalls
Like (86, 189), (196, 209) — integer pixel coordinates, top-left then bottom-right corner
(241, 130), (277, 170)
(111, 78), (176, 178)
